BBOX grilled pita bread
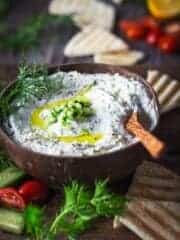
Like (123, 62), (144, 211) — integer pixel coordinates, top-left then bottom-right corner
(64, 26), (128, 57)
(114, 161), (180, 239)
(49, 0), (115, 30)
(94, 50), (144, 66)
(147, 70), (180, 113)
(73, 1), (115, 30)
(49, 0), (89, 15)
(128, 161), (180, 201)
(114, 199), (180, 240)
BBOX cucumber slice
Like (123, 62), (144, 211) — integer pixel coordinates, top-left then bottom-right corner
(0, 166), (25, 188)
(0, 208), (24, 234)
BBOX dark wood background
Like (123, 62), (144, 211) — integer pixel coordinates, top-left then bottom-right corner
(0, 0), (180, 239)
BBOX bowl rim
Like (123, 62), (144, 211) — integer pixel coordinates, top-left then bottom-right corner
(0, 63), (160, 159)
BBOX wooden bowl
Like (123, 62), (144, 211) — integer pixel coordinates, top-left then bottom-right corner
(0, 64), (160, 187)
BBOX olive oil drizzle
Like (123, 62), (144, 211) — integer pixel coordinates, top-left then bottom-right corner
(30, 84), (103, 144)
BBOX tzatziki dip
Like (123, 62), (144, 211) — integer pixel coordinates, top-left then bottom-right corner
(7, 71), (158, 156)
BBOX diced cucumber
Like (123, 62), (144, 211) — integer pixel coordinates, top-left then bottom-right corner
(75, 102), (82, 110)
(0, 166), (25, 188)
(0, 208), (24, 234)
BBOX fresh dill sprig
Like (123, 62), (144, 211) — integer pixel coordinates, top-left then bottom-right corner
(0, 14), (74, 51)
(0, 63), (52, 117)
(91, 179), (128, 217)
(49, 180), (128, 240)
(24, 181), (127, 240)
(49, 181), (96, 240)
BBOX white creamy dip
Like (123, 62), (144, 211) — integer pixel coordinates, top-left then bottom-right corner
(7, 71), (158, 156)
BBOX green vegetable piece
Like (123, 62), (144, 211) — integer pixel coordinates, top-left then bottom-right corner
(0, 63), (53, 117)
(67, 110), (74, 119)
(0, 208), (24, 234)
(49, 181), (96, 240)
(24, 204), (54, 240)
(74, 102), (82, 110)
(0, 149), (25, 187)
(91, 180), (128, 217)
(46, 115), (56, 125)
(0, 166), (25, 188)
(49, 180), (128, 240)
(24, 204), (46, 240)
(50, 96), (94, 128)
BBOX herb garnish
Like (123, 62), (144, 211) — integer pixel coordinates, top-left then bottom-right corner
(50, 180), (127, 240)
(50, 96), (94, 127)
(24, 180), (127, 240)
(24, 205), (52, 240)
(0, 14), (74, 51)
(0, 63), (52, 117)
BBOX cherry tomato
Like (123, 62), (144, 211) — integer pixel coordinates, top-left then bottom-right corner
(18, 180), (48, 203)
(158, 35), (178, 53)
(146, 27), (163, 45)
(119, 19), (135, 32)
(0, 188), (26, 209)
(125, 23), (146, 40)
(165, 22), (180, 35)
(140, 16), (159, 31)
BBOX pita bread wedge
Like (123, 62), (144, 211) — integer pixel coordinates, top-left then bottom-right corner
(64, 26), (128, 57)
(128, 161), (180, 201)
(49, 0), (115, 30)
(114, 199), (180, 240)
(73, 0), (115, 30)
(147, 70), (180, 113)
(49, 0), (89, 15)
(94, 50), (144, 66)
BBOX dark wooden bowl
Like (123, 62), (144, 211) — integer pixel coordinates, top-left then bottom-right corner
(0, 64), (160, 187)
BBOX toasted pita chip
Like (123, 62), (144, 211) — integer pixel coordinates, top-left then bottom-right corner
(94, 50), (144, 66)
(128, 161), (180, 201)
(73, 1), (115, 30)
(49, 0), (115, 30)
(64, 26), (128, 57)
(114, 199), (180, 240)
(49, 0), (89, 15)
(147, 70), (180, 113)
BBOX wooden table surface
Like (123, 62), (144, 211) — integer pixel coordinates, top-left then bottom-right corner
(0, 64), (180, 240)
(0, 1), (180, 239)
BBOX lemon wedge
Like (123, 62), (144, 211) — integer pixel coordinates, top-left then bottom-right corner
(148, 0), (180, 19)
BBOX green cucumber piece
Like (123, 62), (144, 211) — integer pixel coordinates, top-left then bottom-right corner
(0, 208), (24, 234)
(0, 166), (25, 188)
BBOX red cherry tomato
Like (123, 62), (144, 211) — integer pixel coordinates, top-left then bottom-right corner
(146, 27), (163, 45)
(0, 188), (26, 209)
(18, 180), (48, 203)
(126, 23), (146, 40)
(158, 35), (178, 53)
(140, 16), (159, 31)
(119, 19), (135, 32)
